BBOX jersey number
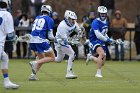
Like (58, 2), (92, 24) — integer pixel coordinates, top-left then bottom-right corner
(102, 28), (108, 35)
(32, 18), (45, 31)
(0, 17), (3, 25)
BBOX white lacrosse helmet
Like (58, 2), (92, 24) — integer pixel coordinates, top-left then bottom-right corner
(41, 5), (52, 14)
(64, 10), (77, 20)
(97, 6), (107, 21)
(98, 6), (107, 13)
(0, 0), (11, 6)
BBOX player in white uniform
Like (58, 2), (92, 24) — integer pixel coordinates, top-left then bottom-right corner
(0, 0), (19, 89)
(55, 10), (81, 79)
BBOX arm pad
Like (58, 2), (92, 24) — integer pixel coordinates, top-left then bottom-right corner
(94, 30), (107, 41)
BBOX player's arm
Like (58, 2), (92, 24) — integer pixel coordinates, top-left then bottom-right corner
(105, 33), (109, 38)
(94, 30), (113, 44)
(47, 18), (55, 40)
(75, 22), (83, 38)
(92, 21), (112, 43)
(69, 24), (79, 37)
(56, 24), (68, 45)
(48, 29), (54, 40)
(94, 30), (107, 41)
(70, 24), (85, 45)
(4, 12), (17, 41)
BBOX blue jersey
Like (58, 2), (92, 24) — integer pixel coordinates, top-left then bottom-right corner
(89, 18), (108, 54)
(30, 15), (54, 53)
(89, 18), (108, 43)
(31, 15), (54, 39)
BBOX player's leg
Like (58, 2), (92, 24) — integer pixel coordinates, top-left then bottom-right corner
(29, 42), (55, 80)
(54, 46), (65, 63)
(29, 48), (55, 74)
(86, 53), (98, 65)
(62, 45), (77, 79)
(94, 46), (105, 77)
(86, 42), (99, 65)
(0, 46), (19, 89)
(29, 49), (55, 80)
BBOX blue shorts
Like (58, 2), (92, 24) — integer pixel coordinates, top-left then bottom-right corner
(30, 42), (51, 53)
(89, 40), (107, 54)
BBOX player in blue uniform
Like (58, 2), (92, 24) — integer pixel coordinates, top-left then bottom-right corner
(86, 6), (114, 78)
(28, 5), (55, 80)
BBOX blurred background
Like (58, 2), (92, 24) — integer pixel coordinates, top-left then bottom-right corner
(5, 0), (140, 61)
(11, 0), (140, 22)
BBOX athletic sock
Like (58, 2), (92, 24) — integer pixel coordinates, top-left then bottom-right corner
(67, 59), (73, 72)
(96, 69), (102, 75)
(3, 74), (10, 82)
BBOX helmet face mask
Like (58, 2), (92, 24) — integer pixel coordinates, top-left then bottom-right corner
(99, 13), (107, 21)
(97, 6), (107, 21)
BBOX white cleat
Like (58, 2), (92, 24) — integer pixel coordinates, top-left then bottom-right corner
(29, 61), (37, 74)
(66, 71), (77, 79)
(95, 74), (103, 78)
(29, 74), (39, 81)
(4, 81), (20, 89)
(86, 53), (91, 65)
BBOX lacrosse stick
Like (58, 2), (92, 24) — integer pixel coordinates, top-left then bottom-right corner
(68, 38), (80, 45)
(17, 34), (50, 43)
(114, 39), (124, 44)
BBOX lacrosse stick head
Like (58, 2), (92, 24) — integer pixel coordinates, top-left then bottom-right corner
(123, 40), (134, 50)
(115, 39), (123, 44)
(17, 34), (31, 43)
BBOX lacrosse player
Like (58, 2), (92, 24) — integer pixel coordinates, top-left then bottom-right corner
(86, 6), (114, 78)
(54, 10), (82, 79)
(28, 5), (55, 80)
(0, 0), (19, 89)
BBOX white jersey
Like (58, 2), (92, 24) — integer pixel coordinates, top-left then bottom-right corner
(55, 20), (80, 41)
(0, 9), (14, 46)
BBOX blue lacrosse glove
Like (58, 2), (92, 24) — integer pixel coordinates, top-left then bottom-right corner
(106, 38), (114, 45)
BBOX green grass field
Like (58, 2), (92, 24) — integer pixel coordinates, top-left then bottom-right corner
(0, 59), (140, 93)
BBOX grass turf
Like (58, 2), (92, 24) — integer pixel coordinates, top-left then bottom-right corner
(0, 59), (140, 93)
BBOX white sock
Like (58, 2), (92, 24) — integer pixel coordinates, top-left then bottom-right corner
(4, 77), (10, 82)
(67, 60), (73, 72)
(96, 69), (102, 75)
